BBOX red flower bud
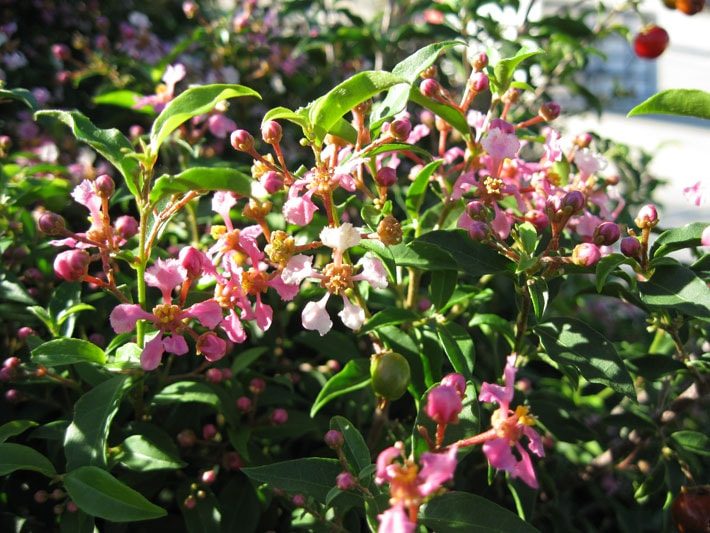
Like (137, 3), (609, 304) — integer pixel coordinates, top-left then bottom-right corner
(621, 236), (641, 258)
(375, 167), (397, 187)
(425, 385), (462, 425)
(177, 429), (197, 447)
(249, 377), (266, 395)
(51, 43), (71, 61)
(260, 171), (284, 194)
(205, 368), (223, 384)
(472, 52), (488, 71)
(471, 72), (489, 92)
(336, 472), (356, 491)
(389, 118), (412, 142)
(202, 424), (218, 441)
(53, 250), (90, 281)
(441, 373), (466, 397)
(324, 429), (344, 449)
(524, 210), (549, 232)
(572, 242), (601, 267)
(222, 451), (242, 471)
(114, 215), (139, 239)
(420, 78), (441, 98)
(38, 212), (66, 235)
(236, 396), (252, 413)
(467, 221), (489, 241)
(95, 174), (115, 198)
(539, 101), (561, 121)
(270, 408), (288, 425)
(179, 246), (206, 278)
(230, 129), (254, 152)
(261, 120), (283, 145)
(635, 204), (659, 229)
(593, 222), (620, 245)
(201, 469), (217, 485)
(561, 191), (585, 213)
(196, 332), (226, 362)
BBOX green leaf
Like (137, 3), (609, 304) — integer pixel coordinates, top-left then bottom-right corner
(490, 48), (543, 95)
(595, 254), (634, 292)
(360, 308), (418, 334)
(0, 443), (56, 477)
(429, 270), (458, 310)
(421, 491), (539, 532)
(363, 142), (432, 161)
(242, 458), (341, 503)
(517, 222), (538, 255)
(150, 84), (260, 153)
(152, 381), (220, 406)
(534, 318), (635, 398)
(231, 346), (268, 375)
(263, 106), (310, 129)
(64, 466), (166, 522)
(330, 416), (371, 473)
(528, 278), (549, 320)
(150, 167), (252, 204)
(32, 338), (107, 366)
(627, 89), (710, 120)
(118, 434), (187, 471)
(391, 240), (458, 271)
(0, 87), (38, 110)
(417, 230), (514, 277)
(406, 160), (443, 217)
(93, 90), (153, 114)
(180, 485), (221, 533)
(408, 87), (470, 138)
(670, 431), (710, 456)
(0, 420), (38, 443)
(469, 314), (515, 347)
(57, 304), (96, 326)
(310, 359), (371, 417)
(34, 110), (139, 197)
(64, 376), (130, 470)
(309, 71), (407, 144)
(436, 322), (474, 379)
(651, 222), (710, 257)
(639, 264), (710, 319)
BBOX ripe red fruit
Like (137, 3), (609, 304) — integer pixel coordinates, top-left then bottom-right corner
(634, 25), (670, 59)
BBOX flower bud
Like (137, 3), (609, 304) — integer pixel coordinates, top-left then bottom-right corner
(50, 489), (64, 501)
(324, 429), (344, 449)
(56, 70), (71, 84)
(183, 1), (198, 18)
(34, 490), (49, 504)
(620, 236), (641, 258)
(502, 87), (521, 104)
(0, 135), (11, 151)
(202, 424), (218, 441)
(4, 357), (21, 369)
(375, 167), (397, 187)
(441, 373), (466, 397)
(114, 215), (138, 239)
(66, 501), (78, 513)
(5, 389), (20, 403)
(271, 408), (288, 425)
(261, 171), (284, 194)
(467, 221), (489, 241)
(129, 125), (144, 139)
(425, 385), (462, 424)
(201, 469), (217, 485)
(38, 212), (66, 235)
(377, 215), (403, 246)
(196, 332), (227, 362)
(471, 72), (489, 92)
(539, 102), (561, 121)
(420, 78), (441, 98)
(183, 496), (197, 510)
(0, 368), (12, 382)
(472, 52), (488, 71)
(593, 222), (620, 246)
(179, 246), (205, 278)
(17, 327), (35, 341)
(249, 377), (266, 395)
(230, 129), (254, 152)
(292, 494), (306, 507)
(89, 333), (106, 347)
(205, 368), (223, 384)
(466, 200), (487, 220)
(221, 368), (233, 380)
(236, 396), (252, 413)
(574, 132), (593, 148)
(635, 204), (659, 229)
(701, 225), (710, 247)
(53, 250), (90, 281)
(524, 210), (549, 232)
(51, 43), (71, 61)
(336, 472), (356, 491)
(95, 174), (115, 198)
(261, 120), (283, 145)
(561, 191), (585, 213)
(370, 352), (410, 401)
(572, 242), (601, 267)
(177, 429), (197, 448)
(389, 118), (412, 142)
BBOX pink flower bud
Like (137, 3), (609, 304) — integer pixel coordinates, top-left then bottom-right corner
(420, 78), (441, 98)
(574, 133), (592, 148)
(95, 174), (115, 198)
(561, 191), (585, 213)
(467, 220), (489, 241)
(129, 125), (144, 139)
(324, 429), (344, 449)
(472, 72), (489, 92)
(620, 236), (641, 258)
(4, 357), (21, 369)
(524, 210), (549, 232)
(593, 222), (620, 246)
(184, 496), (197, 509)
(179, 246), (205, 278)
(466, 200), (487, 220)
(425, 385), (462, 425)
(201, 469), (217, 485)
(5, 389), (20, 403)
(114, 215), (139, 239)
(292, 494), (306, 507)
(221, 368), (233, 380)
(205, 368), (223, 384)
(236, 396), (252, 413)
(260, 171), (284, 194)
(177, 429), (197, 448)
(572, 242), (601, 267)
(336, 472), (355, 491)
(472, 52), (488, 71)
(249, 378), (266, 395)
(56, 71), (71, 84)
(0, 368), (12, 382)
(34, 490), (49, 504)
(389, 118), (412, 141)
(51, 489), (64, 501)
(53, 250), (90, 281)
(489, 118), (515, 134)
(230, 129), (254, 152)
(539, 102), (561, 121)
(375, 167), (397, 187)
(635, 204), (658, 229)
(38, 212), (66, 235)
(17, 327), (34, 341)
(222, 451), (242, 470)
(88, 333), (105, 347)
(95, 35), (109, 50)
(701, 225), (710, 247)
(196, 332), (227, 362)
(66, 501), (78, 513)
(0, 135), (11, 150)
(441, 373), (466, 397)
(51, 43), (70, 61)
(261, 120), (283, 145)
(183, 1), (198, 18)
(202, 424), (218, 441)
(271, 408), (288, 425)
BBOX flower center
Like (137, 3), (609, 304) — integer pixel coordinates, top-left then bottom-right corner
(265, 230), (295, 266)
(214, 281), (241, 307)
(153, 303), (181, 325)
(309, 167), (337, 196)
(241, 269), (269, 295)
(388, 462), (422, 507)
(321, 263), (353, 295)
(483, 176), (503, 197)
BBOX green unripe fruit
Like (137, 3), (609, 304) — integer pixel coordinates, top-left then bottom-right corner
(370, 352), (410, 401)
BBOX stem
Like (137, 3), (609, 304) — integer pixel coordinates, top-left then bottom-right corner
(514, 282), (531, 353)
(405, 267), (421, 310)
(136, 204), (149, 348)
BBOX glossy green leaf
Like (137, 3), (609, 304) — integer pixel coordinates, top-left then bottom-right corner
(429, 270), (458, 310)
(64, 466), (166, 522)
(64, 376), (130, 470)
(595, 254), (634, 292)
(627, 89), (710, 120)
(231, 346), (268, 375)
(0, 443), (56, 477)
(263, 106), (309, 128)
(534, 317), (635, 398)
(34, 110), (139, 197)
(309, 71), (407, 143)
(528, 278), (549, 320)
(406, 160), (443, 216)
(670, 431), (710, 456)
(391, 240), (458, 271)
(408, 87), (470, 138)
(242, 458), (341, 503)
(363, 142), (432, 161)
(310, 359), (371, 417)
(490, 48), (543, 95)
(152, 381), (220, 406)
(0, 87), (38, 110)
(360, 308), (418, 334)
(150, 84), (260, 152)
(421, 491), (539, 532)
(118, 434), (187, 471)
(469, 314), (515, 347)
(32, 338), (106, 366)
(436, 322), (474, 379)
(0, 420), (38, 443)
(93, 90), (153, 114)
(418, 230), (514, 277)
(651, 222), (710, 257)
(639, 264), (710, 319)
(330, 416), (371, 473)
(150, 167), (252, 204)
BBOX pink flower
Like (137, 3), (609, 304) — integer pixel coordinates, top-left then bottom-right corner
(481, 122), (520, 175)
(542, 127), (563, 163)
(378, 505), (416, 533)
(301, 294), (333, 336)
(479, 355), (544, 488)
(145, 258), (186, 301)
(574, 148), (607, 179)
(425, 385), (462, 425)
(701, 225), (710, 247)
(283, 187), (318, 225)
(208, 114), (237, 139)
(683, 180), (707, 207)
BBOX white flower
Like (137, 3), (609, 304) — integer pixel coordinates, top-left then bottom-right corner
(320, 223), (361, 252)
(574, 148), (607, 177)
(338, 297), (365, 331)
(302, 294), (332, 336)
(281, 254), (314, 285)
(354, 255), (388, 289)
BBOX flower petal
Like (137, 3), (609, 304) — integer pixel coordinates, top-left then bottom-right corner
(162, 334), (188, 356)
(110, 304), (153, 333)
(338, 296), (365, 331)
(182, 300), (223, 329)
(145, 258), (186, 301)
(141, 335), (165, 371)
(482, 438), (516, 472)
(301, 294), (332, 336)
(418, 446), (458, 497)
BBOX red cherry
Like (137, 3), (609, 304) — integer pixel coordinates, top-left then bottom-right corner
(634, 25), (670, 59)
